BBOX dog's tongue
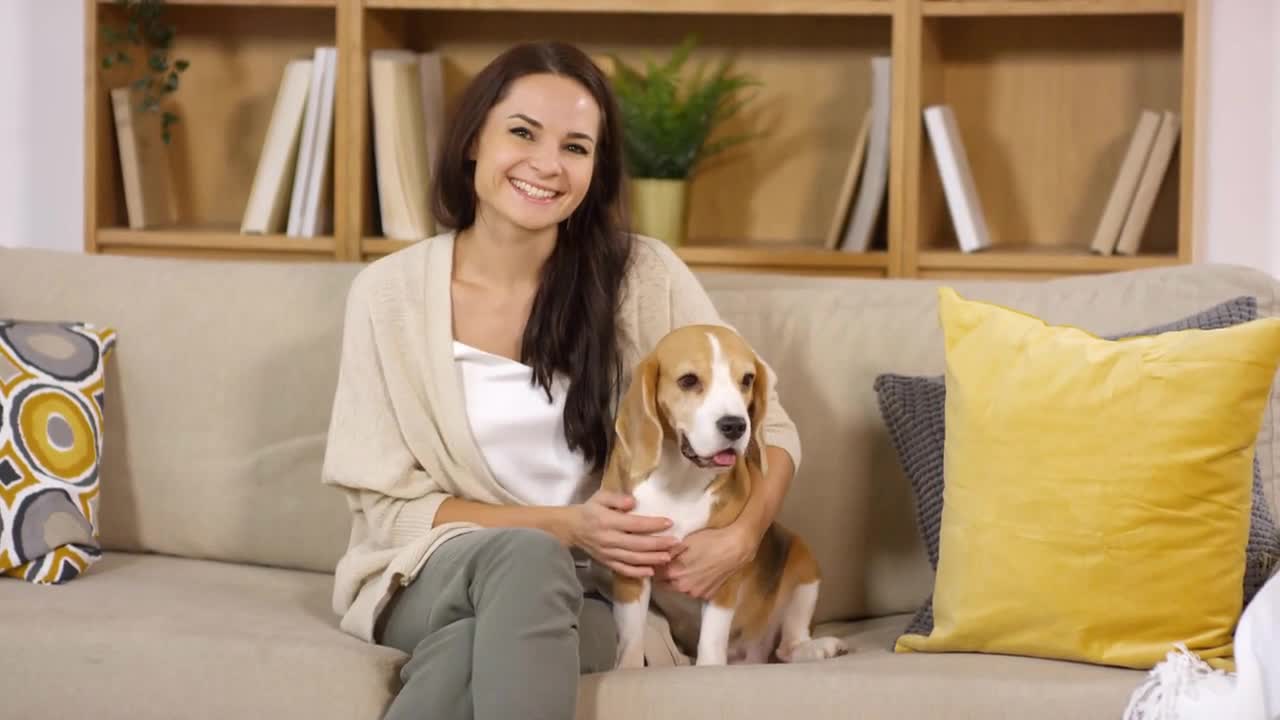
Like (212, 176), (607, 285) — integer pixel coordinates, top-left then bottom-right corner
(713, 450), (737, 467)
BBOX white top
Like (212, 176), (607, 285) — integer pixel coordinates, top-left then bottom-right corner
(452, 340), (594, 507)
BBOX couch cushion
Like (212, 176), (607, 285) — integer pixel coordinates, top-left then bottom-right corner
(0, 248), (360, 573)
(577, 613), (1144, 720)
(0, 552), (403, 720)
(698, 263), (1280, 624)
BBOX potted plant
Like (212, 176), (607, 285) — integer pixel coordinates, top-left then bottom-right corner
(101, 0), (190, 145)
(609, 35), (760, 247)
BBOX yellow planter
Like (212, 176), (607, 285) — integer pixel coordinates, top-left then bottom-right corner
(629, 177), (689, 248)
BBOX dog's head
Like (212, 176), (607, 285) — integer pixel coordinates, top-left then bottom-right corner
(614, 324), (770, 482)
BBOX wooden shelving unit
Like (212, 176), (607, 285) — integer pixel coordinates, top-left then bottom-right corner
(85, 0), (1200, 279)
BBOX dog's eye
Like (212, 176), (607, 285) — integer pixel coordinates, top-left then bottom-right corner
(677, 373), (700, 390)
(741, 373), (755, 388)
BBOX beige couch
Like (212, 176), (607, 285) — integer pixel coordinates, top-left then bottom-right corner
(1, 245), (1276, 720)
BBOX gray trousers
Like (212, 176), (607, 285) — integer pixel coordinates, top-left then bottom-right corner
(377, 527), (619, 720)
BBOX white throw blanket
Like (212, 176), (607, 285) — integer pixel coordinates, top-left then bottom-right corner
(1124, 571), (1280, 720)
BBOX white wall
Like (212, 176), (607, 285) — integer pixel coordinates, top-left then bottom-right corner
(0, 1), (83, 253)
(1195, 0), (1279, 277)
(0, 2), (1275, 273)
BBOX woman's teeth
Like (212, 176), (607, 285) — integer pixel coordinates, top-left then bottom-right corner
(511, 178), (559, 200)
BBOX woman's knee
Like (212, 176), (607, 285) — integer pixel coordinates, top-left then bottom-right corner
(472, 528), (583, 603)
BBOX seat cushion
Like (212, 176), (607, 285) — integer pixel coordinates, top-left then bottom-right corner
(0, 552), (404, 720)
(577, 614), (1145, 720)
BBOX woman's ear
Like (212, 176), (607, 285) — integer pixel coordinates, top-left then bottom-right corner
(747, 355), (770, 477)
(615, 354), (662, 481)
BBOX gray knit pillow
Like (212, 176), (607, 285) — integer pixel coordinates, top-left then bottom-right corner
(875, 296), (1280, 637)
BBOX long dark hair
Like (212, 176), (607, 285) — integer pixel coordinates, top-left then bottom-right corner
(433, 41), (632, 474)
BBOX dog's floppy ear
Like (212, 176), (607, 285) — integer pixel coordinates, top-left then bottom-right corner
(747, 353), (770, 477)
(615, 354), (662, 481)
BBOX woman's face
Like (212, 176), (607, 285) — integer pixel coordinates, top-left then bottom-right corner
(469, 72), (601, 236)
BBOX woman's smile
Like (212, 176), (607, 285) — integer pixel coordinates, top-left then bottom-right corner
(509, 177), (562, 203)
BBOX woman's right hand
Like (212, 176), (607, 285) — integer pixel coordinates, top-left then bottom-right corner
(566, 489), (679, 578)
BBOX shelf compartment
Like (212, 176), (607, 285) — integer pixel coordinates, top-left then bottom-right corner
(359, 9), (893, 250)
(365, 0), (892, 15)
(97, 228), (338, 256)
(91, 3), (336, 237)
(923, 0), (1183, 17)
(915, 12), (1184, 257)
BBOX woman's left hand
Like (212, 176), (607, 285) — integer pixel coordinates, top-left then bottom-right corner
(655, 523), (757, 600)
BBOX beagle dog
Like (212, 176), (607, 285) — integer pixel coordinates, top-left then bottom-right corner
(602, 324), (848, 668)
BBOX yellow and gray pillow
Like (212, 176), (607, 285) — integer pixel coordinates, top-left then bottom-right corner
(0, 320), (116, 584)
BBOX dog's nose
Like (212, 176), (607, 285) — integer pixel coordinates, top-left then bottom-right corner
(716, 415), (747, 441)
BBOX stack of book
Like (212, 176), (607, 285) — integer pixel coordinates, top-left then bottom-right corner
(240, 47), (337, 238)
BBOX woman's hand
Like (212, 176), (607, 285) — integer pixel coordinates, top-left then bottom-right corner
(566, 489), (679, 578)
(654, 523), (756, 600)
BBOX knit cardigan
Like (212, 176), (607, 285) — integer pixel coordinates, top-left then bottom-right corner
(321, 231), (803, 658)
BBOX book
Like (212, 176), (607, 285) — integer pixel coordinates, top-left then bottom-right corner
(110, 86), (178, 230)
(1089, 110), (1161, 256)
(825, 108), (872, 250)
(1114, 110), (1180, 256)
(370, 50), (433, 241)
(839, 56), (891, 253)
(923, 104), (991, 253)
(241, 59), (313, 235)
(299, 47), (337, 238)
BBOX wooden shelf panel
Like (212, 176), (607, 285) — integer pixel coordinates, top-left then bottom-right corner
(97, 228), (338, 255)
(917, 248), (1179, 273)
(923, 0), (1183, 16)
(98, 0), (336, 5)
(362, 237), (890, 273)
(366, 0), (891, 14)
(362, 238), (416, 256)
(677, 246), (889, 271)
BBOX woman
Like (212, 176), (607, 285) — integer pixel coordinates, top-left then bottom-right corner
(321, 40), (802, 720)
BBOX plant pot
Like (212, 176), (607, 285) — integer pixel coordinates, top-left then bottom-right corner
(629, 177), (689, 248)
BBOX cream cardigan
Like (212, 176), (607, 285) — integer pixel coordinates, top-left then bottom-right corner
(321, 231), (802, 659)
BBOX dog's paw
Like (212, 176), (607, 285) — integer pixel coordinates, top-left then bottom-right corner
(614, 644), (646, 670)
(778, 636), (849, 663)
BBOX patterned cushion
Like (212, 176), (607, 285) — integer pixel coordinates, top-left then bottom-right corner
(874, 296), (1280, 637)
(0, 320), (116, 584)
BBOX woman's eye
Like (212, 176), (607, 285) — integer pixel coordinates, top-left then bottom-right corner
(677, 373), (699, 390)
(509, 126), (532, 139)
(566, 143), (590, 156)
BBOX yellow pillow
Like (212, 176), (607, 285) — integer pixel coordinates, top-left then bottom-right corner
(895, 287), (1280, 670)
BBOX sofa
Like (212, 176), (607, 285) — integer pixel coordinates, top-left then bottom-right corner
(1, 244), (1276, 720)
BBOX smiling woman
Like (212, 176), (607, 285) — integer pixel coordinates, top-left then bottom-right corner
(321, 39), (803, 720)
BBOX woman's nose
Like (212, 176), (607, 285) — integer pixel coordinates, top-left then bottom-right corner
(527, 142), (560, 175)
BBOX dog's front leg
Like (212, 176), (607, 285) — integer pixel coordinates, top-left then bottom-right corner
(695, 599), (737, 666)
(696, 577), (744, 666)
(612, 575), (651, 670)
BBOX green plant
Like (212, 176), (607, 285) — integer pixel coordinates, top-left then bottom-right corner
(609, 35), (761, 180)
(100, 0), (191, 144)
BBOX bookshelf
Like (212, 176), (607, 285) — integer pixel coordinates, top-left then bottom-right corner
(85, 0), (1200, 280)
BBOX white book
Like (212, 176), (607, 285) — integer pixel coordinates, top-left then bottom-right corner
(300, 47), (337, 237)
(241, 59), (313, 235)
(839, 56), (891, 253)
(923, 104), (992, 253)
(287, 48), (328, 237)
